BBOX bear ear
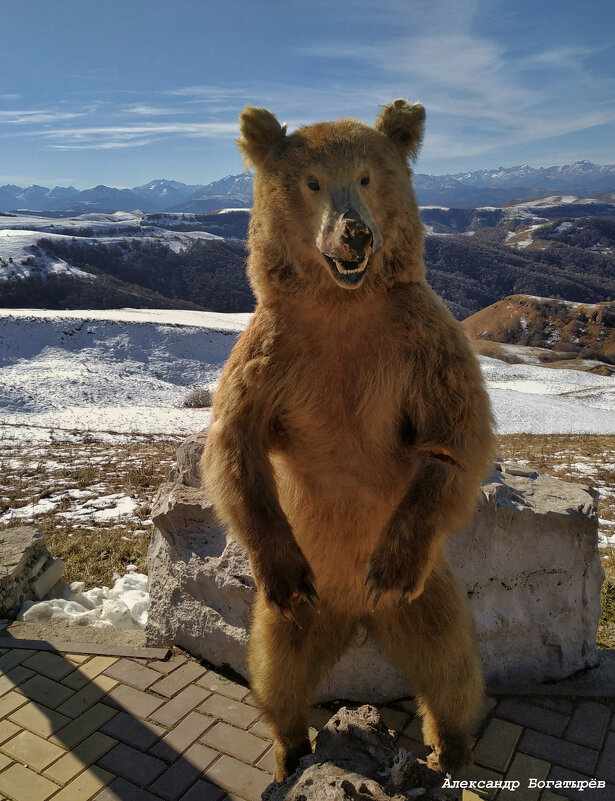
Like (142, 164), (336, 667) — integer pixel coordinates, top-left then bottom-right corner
(374, 99), (425, 163)
(237, 105), (287, 169)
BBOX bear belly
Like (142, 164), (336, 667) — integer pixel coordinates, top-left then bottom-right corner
(271, 447), (408, 611)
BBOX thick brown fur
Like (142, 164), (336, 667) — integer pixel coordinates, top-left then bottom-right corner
(202, 99), (495, 782)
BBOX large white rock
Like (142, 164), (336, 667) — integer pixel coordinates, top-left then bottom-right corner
(147, 431), (604, 701)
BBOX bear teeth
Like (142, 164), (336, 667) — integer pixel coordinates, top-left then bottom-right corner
(334, 255), (369, 274)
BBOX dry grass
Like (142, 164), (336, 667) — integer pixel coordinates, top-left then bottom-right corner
(0, 435), (181, 587)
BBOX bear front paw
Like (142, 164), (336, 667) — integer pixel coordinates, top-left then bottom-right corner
(258, 547), (319, 628)
(364, 550), (428, 608)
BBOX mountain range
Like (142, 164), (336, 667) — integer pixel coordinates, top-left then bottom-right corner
(2, 162), (614, 214)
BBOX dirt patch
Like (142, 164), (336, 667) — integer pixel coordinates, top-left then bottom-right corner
(4, 619), (146, 647)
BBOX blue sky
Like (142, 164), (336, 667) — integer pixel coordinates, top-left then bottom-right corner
(1, 0), (614, 188)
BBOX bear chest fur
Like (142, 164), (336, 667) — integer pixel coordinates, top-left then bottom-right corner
(268, 302), (414, 501)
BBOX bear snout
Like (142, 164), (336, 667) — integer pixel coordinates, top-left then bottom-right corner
(341, 218), (373, 257)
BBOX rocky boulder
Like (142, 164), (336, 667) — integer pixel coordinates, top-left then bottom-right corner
(0, 526), (65, 618)
(261, 705), (450, 801)
(147, 429), (604, 700)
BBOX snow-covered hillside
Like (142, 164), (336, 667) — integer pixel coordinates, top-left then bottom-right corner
(0, 211), (223, 283)
(0, 309), (250, 441)
(1, 308), (614, 442)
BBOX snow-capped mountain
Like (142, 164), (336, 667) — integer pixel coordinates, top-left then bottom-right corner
(414, 161), (615, 205)
(2, 162), (613, 214)
(131, 179), (206, 211)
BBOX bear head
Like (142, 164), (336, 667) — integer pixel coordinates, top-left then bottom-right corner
(238, 99), (426, 304)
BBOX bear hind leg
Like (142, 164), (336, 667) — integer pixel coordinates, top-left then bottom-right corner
(249, 594), (354, 782)
(370, 558), (484, 775)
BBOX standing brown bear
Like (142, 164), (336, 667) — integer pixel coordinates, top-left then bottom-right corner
(202, 99), (495, 781)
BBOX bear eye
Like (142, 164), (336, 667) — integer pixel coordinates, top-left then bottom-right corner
(360, 175), (370, 187)
(307, 180), (320, 192)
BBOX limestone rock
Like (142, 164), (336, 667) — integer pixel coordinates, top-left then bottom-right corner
(0, 526), (65, 618)
(448, 461), (604, 684)
(147, 430), (604, 700)
(168, 429), (208, 488)
(261, 705), (449, 801)
(147, 483), (254, 672)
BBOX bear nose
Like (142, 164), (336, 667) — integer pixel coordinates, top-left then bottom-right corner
(341, 218), (373, 253)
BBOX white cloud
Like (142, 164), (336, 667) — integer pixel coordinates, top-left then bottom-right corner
(123, 104), (190, 116)
(0, 110), (86, 125)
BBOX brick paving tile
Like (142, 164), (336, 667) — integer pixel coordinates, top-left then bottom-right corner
(199, 694), (261, 729)
(63, 657), (119, 690)
(103, 683), (164, 718)
(248, 717), (271, 740)
(380, 706), (410, 733)
(534, 698), (573, 716)
(0, 649), (31, 672)
(242, 692), (260, 708)
(94, 776), (161, 801)
(402, 714), (423, 742)
(150, 711), (215, 761)
(202, 721), (270, 764)
(56, 675), (118, 718)
(45, 732), (118, 784)
(65, 653), (91, 665)
(0, 751), (11, 770)
(1, 728), (66, 770)
(46, 765), (115, 801)
(463, 765), (506, 801)
(149, 758), (203, 800)
(255, 745), (276, 775)
(0, 719), (19, 745)
(394, 698), (418, 714)
(103, 658), (161, 691)
(519, 729), (597, 775)
(0, 762), (60, 801)
(473, 718), (523, 773)
(496, 699), (568, 737)
(150, 685), (210, 727)
(0, 689), (28, 718)
(50, 702), (118, 750)
(150, 661), (207, 698)
(178, 780), (227, 801)
(596, 731), (615, 783)
(308, 705), (332, 729)
(149, 743), (219, 800)
(17, 673), (75, 708)
(149, 655), (188, 675)
(22, 651), (76, 681)
(395, 733), (430, 759)
(196, 671), (251, 702)
(548, 766), (615, 801)
(205, 754), (271, 801)
(498, 753), (551, 801)
(98, 742), (166, 786)
(0, 665), (35, 695)
(8, 699), (70, 737)
(101, 710), (166, 750)
(468, 696), (497, 737)
(566, 702), (611, 750)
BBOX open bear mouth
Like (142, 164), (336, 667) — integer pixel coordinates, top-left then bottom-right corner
(322, 253), (369, 286)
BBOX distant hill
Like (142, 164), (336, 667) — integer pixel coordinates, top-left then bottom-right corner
(1, 196), (613, 319)
(462, 295), (615, 363)
(2, 161), (615, 213)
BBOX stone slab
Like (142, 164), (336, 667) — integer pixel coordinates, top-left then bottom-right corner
(0, 636), (171, 660)
(147, 432), (605, 701)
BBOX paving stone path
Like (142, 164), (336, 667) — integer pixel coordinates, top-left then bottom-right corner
(0, 645), (613, 801)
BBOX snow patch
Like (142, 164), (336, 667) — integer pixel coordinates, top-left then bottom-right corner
(18, 568), (149, 629)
